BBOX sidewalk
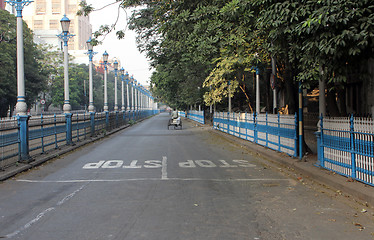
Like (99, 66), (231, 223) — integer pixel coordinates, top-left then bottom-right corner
(199, 122), (374, 208)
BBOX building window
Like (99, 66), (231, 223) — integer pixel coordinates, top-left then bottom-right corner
(35, 0), (46, 15)
(49, 20), (59, 30)
(34, 20), (44, 30)
(52, 0), (61, 14)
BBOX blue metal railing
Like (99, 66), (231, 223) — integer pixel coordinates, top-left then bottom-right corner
(178, 111), (186, 117)
(316, 115), (374, 186)
(213, 112), (298, 157)
(0, 109), (160, 169)
(186, 110), (205, 124)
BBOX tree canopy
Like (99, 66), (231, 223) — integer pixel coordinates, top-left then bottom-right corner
(0, 9), (47, 116)
(79, 0), (374, 115)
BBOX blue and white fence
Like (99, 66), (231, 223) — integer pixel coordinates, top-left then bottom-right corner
(178, 111), (186, 117)
(0, 109), (159, 169)
(187, 110), (205, 124)
(316, 116), (374, 186)
(213, 112), (297, 157)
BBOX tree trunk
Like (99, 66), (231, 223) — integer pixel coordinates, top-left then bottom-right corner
(337, 88), (347, 116)
(326, 89), (340, 116)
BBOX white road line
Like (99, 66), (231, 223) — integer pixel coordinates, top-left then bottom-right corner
(5, 184), (87, 238)
(162, 156), (168, 180)
(56, 185), (85, 206)
(16, 178), (289, 183)
(5, 207), (55, 238)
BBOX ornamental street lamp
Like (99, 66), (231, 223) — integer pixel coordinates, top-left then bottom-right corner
(125, 71), (130, 112)
(103, 51), (109, 112)
(130, 75), (135, 112)
(113, 60), (119, 111)
(6, 0), (33, 161)
(6, 0), (33, 116)
(57, 15), (75, 145)
(57, 15), (75, 114)
(86, 37), (97, 113)
(134, 79), (138, 113)
(120, 67), (125, 111)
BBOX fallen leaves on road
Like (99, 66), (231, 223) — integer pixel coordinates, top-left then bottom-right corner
(354, 222), (365, 231)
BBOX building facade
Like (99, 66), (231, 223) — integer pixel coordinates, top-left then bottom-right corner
(22, 0), (92, 53)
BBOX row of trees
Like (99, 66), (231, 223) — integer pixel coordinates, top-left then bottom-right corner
(83, 0), (373, 115)
(0, 10), (118, 117)
(0, 10), (44, 116)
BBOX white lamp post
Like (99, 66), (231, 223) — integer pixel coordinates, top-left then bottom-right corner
(57, 14), (75, 145)
(120, 68), (125, 111)
(113, 60), (119, 111)
(103, 51), (109, 112)
(125, 71), (130, 112)
(6, 0), (33, 161)
(86, 37), (97, 113)
(6, 0), (33, 115)
(57, 15), (75, 114)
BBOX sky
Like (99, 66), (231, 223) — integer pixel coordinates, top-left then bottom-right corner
(86, 0), (154, 86)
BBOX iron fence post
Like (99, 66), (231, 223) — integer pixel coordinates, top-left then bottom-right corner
(314, 131), (321, 167)
(115, 111), (119, 128)
(17, 115), (30, 162)
(65, 113), (73, 145)
(350, 115), (356, 179)
(54, 114), (58, 149)
(266, 112), (268, 147)
(90, 112), (95, 137)
(319, 114), (325, 167)
(76, 114), (79, 142)
(105, 111), (109, 130)
(278, 113), (281, 152)
(294, 112), (298, 157)
(254, 112), (257, 144)
(41, 114), (44, 153)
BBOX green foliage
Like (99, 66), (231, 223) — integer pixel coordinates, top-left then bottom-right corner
(0, 10), (47, 116)
(82, 0), (374, 114)
(36, 44), (63, 111)
(51, 63), (113, 111)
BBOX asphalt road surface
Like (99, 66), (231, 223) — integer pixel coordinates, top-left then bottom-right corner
(0, 113), (373, 240)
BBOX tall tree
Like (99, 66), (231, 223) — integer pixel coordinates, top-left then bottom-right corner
(0, 10), (47, 116)
(78, 0), (374, 115)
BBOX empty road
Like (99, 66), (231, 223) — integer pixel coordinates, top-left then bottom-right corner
(0, 113), (373, 239)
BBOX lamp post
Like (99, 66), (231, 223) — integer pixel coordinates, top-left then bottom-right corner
(136, 81), (140, 118)
(57, 14), (75, 145)
(103, 51), (109, 112)
(57, 15), (74, 114)
(130, 76), (135, 119)
(120, 68), (125, 112)
(6, 0), (33, 161)
(125, 71), (130, 112)
(139, 85), (142, 113)
(86, 37), (97, 136)
(102, 51), (109, 129)
(86, 37), (97, 113)
(6, 0), (33, 116)
(113, 60), (119, 111)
